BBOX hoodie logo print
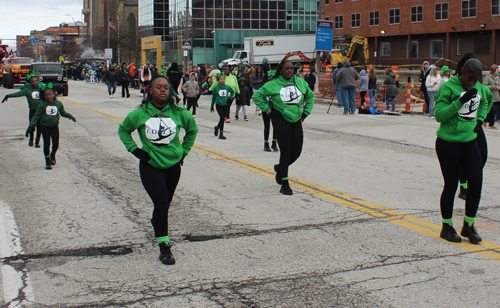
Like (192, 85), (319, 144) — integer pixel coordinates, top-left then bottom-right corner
(280, 85), (302, 105)
(219, 89), (227, 97)
(46, 106), (58, 116)
(32, 91), (40, 100)
(458, 91), (481, 121)
(145, 115), (177, 145)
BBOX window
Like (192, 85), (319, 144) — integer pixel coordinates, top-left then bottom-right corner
(431, 40), (443, 58)
(351, 13), (360, 28)
(389, 8), (400, 24)
(325, 16), (330, 20)
(325, 0), (330, 4)
(380, 42), (390, 56)
(411, 41), (418, 58)
(457, 39), (461, 55)
(493, 0), (500, 15)
(335, 15), (343, 29)
(370, 11), (380, 26)
(335, 0), (343, 3)
(411, 6), (423, 22)
(435, 3), (449, 20)
(462, 0), (477, 18)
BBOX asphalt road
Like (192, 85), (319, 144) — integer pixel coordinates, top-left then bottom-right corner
(1, 80), (500, 307)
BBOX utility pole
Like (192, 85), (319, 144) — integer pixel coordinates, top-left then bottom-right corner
(118, 10), (120, 64)
(316, 1), (323, 76)
(107, 0), (110, 49)
(184, 0), (189, 70)
(90, 0), (93, 47)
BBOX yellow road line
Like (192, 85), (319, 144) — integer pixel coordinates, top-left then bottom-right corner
(64, 98), (500, 261)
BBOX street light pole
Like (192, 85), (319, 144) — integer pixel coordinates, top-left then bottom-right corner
(316, 1), (323, 77)
(107, 0), (110, 49)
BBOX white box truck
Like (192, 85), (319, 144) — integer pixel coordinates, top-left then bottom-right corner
(222, 34), (317, 67)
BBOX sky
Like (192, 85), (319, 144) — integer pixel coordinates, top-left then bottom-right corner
(0, 0), (83, 48)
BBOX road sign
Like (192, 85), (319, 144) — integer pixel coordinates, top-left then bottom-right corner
(105, 48), (113, 59)
(30, 39), (42, 43)
(182, 40), (191, 50)
(315, 20), (334, 52)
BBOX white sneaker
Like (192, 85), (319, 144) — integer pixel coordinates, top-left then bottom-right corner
(430, 116), (435, 119)
(110, 95), (113, 98)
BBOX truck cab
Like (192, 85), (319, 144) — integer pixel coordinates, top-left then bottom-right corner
(222, 50), (249, 67)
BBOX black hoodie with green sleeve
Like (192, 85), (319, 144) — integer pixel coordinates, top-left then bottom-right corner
(252, 75), (314, 123)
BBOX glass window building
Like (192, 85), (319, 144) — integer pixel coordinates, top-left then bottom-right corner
(139, 0), (319, 66)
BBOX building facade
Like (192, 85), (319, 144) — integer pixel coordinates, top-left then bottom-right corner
(323, 0), (500, 69)
(139, 0), (320, 67)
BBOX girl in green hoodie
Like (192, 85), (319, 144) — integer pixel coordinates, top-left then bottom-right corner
(118, 75), (198, 265)
(209, 65), (240, 122)
(434, 58), (492, 244)
(26, 83), (77, 169)
(253, 60), (315, 195)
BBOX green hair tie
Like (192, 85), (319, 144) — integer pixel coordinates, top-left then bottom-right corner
(26, 73), (36, 80)
(267, 71), (275, 77)
(216, 73), (225, 79)
(41, 82), (53, 91)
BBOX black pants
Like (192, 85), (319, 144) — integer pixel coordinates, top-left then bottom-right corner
(225, 98), (234, 119)
(359, 91), (367, 105)
(139, 161), (181, 238)
(459, 126), (487, 184)
(262, 112), (275, 141)
(436, 138), (483, 220)
(187, 97), (197, 115)
(28, 109), (42, 143)
(423, 90), (429, 113)
(271, 113), (303, 181)
(183, 93), (187, 105)
(41, 125), (59, 157)
(122, 82), (129, 97)
(216, 105), (227, 132)
(485, 102), (499, 127)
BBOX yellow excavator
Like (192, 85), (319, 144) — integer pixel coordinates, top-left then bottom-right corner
(331, 35), (369, 66)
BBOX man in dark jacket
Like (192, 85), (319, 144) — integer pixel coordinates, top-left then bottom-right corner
(304, 67), (316, 91)
(332, 62), (343, 107)
(105, 66), (118, 98)
(119, 63), (131, 98)
(336, 60), (358, 114)
(419, 61), (430, 114)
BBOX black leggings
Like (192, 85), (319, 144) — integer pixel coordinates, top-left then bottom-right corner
(225, 98), (234, 119)
(139, 161), (181, 238)
(262, 112), (275, 141)
(41, 125), (59, 157)
(436, 137), (483, 220)
(187, 97), (197, 115)
(271, 113), (303, 181)
(459, 126), (487, 184)
(359, 91), (367, 105)
(28, 109), (42, 143)
(122, 83), (129, 97)
(216, 104), (227, 132)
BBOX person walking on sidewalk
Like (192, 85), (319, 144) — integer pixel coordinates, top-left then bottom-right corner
(181, 69), (191, 106)
(435, 58), (492, 244)
(336, 60), (358, 114)
(106, 66), (118, 98)
(211, 74), (235, 140)
(25, 83), (76, 170)
(426, 66), (441, 119)
(368, 69), (378, 108)
(182, 72), (199, 117)
(118, 75), (198, 265)
(2, 73), (43, 147)
(235, 78), (250, 121)
(252, 60), (314, 195)
(482, 64), (499, 129)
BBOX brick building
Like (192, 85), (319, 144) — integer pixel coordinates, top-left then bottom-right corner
(323, 0), (500, 70)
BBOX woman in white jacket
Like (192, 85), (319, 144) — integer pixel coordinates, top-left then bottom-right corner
(425, 67), (441, 119)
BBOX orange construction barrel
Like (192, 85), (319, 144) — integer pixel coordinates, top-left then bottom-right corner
(392, 65), (399, 81)
(325, 65), (332, 78)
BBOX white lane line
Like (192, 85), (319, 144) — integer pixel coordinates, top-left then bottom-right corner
(303, 128), (329, 135)
(0, 201), (35, 307)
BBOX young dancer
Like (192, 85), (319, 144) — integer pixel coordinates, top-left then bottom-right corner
(118, 75), (198, 265)
(2, 73), (43, 147)
(25, 83), (76, 169)
(209, 65), (239, 123)
(211, 74), (235, 140)
(252, 60), (314, 195)
(182, 72), (199, 117)
(262, 72), (279, 152)
(235, 78), (250, 121)
(435, 58), (492, 244)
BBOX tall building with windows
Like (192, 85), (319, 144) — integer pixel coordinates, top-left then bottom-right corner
(139, 0), (320, 67)
(324, 0), (500, 69)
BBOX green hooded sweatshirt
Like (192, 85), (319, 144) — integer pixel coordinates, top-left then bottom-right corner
(20, 81), (45, 91)
(29, 99), (70, 127)
(435, 76), (492, 143)
(252, 75), (315, 123)
(209, 73), (240, 95)
(118, 102), (198, 169)
(211, 84), (235, 108)
(8, 85), (42, 110)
